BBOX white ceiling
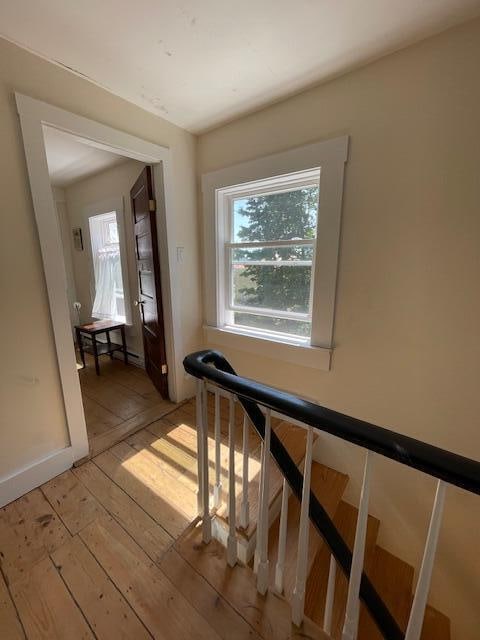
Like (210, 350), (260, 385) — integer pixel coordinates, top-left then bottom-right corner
(43, 125), (127, 187)
(2, 1), (480, 132)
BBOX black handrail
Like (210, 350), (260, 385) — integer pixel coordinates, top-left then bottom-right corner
(184, 349), (480, 640)
(184, 350), (480, 495)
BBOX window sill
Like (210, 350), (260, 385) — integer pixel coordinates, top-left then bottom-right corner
(203, 325), (332, 372)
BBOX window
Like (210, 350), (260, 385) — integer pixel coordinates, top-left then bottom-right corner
(202, 136), (348, 369)
(220, 169), (320, 341)
(88, 211), (126, 322)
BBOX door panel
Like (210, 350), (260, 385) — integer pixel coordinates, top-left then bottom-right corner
(136, 232), (153, 261)
(130, 166), (168, 398)
(139, 271), (155, 299)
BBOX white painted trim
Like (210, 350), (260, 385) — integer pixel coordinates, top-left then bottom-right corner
(202, 136), (348, 354)
(206, 381), (326, 431)
(15, 93), (185, 474)
(204, 324), (332, 371)
(0, 447), (74, 508)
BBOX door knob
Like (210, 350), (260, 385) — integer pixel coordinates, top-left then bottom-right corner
(134, 299), (146, 306)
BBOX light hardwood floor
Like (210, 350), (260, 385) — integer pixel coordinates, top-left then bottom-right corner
(0, 401), (268, 640)
(0, 395), (447, 640)
(78, 354), (176, 456)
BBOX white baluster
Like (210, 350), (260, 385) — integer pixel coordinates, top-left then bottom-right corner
(292, 426), (314, 626)
(240, 412), (250, 529)
(324, 555), (337, 635)
(274, 478), (290, 594)
(253, 439), (263, 575)
(226, 393), (237, 566)
(342, 450), (374, 640)
(405, 480), (446, 640)
(213, 388), (222, 508)
(255, 408), (272, 595)
(201, 381), (211, 543)
(195, 379), (204, 516)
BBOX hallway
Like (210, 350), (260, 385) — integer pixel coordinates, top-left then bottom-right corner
(78, 354), (174, 455)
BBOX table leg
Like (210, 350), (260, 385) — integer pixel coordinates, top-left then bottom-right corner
(120, 326), (128, 365)
(76, 328), (85, 368)
(92, 334), (100, 375)
(106, 330), (113, 359)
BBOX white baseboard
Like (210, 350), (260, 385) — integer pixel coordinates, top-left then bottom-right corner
(0, 447), (73, 508)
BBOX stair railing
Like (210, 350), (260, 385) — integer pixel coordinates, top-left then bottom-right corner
(184, 350), (480, 640)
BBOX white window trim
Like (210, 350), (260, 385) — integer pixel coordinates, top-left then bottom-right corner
(202, 136), (348, 371)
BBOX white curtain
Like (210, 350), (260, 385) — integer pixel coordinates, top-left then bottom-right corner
(91, 249), (121, 319)
(89, 212), (124, 320)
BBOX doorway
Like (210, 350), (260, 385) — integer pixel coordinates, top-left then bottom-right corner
(16, 93), (184, 474)
(44, 126), (175, 455)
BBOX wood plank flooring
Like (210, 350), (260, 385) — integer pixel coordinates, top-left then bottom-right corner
(78, 354), (176, 456)
(0, 394), (450, 640)
(1, 400), (326, 640)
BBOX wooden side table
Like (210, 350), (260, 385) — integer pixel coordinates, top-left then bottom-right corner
(75, 320), (128, 375)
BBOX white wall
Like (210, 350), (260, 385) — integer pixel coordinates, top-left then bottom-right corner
(0, 36), (200, 482)
(197, 18), (480, 640)
(64, 159), (146, 359)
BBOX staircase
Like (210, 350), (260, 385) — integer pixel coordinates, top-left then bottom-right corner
(183, 349), (480, 640)
(198, 395), (450, 640)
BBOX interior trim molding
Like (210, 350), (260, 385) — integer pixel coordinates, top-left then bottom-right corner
(0, 447), (73, 508)
(204, 325), (332, 371)
(15, 92), (186, 477)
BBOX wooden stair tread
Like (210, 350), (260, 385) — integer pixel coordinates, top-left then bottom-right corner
(357, 546), (414, 639)
(216, 421), (310, 539)
(420, 605), (451, 640)
(304, 500), (380, 635)
(174, 399), (451, 639)
(303, 499), (450, 640)
(268, 462), (349, 600)
(310, 463), (349, 519)
(175, 522), (330, 640)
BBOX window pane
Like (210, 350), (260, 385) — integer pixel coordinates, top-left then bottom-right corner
(233, 185), (319, 243)
(233, 312), (311, 338)
(232, 245), (313, 264)
(107, 221), (119, 243)
(232, 264), (311, 314)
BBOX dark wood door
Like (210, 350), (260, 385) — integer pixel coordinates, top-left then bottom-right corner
(130, 166), (168, 398)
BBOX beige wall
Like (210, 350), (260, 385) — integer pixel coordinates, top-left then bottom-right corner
(64, 159), (146, 357)
(197, 18), (480, 640)
(0, 38), (201, 479)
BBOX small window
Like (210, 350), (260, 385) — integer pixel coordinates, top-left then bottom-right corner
(88, 211), (126, 322)
(203, 136), (348, 363)
(221, 171), (320, 341)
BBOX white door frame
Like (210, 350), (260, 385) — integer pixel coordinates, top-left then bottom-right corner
(15, 93), (184, 464)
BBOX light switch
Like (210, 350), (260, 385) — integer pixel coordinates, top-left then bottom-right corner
(176, 246), (184, 263)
